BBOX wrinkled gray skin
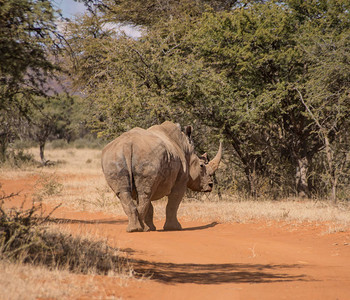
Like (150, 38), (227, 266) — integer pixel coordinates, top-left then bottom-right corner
(101, 121), (222, 232)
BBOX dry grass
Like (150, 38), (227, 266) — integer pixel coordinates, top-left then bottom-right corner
(2, 147), (350, 230)
(0, 152), (136, 300)
(0, 198), (133, 274)
(0, 260), (97, 300)
(1, 147), (349, 299)
(177, 197), (350, 230)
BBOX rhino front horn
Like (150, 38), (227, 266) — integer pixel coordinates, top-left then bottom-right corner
(208, 141), (222, 175)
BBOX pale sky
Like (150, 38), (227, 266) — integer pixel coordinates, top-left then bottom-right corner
(52, 0), (142, 38)
(51, 0), (86, 18)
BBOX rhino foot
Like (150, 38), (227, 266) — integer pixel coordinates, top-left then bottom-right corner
(126, 224), (143, 233)
(143, 224), (156, 232)
(163, 221), (182, 231)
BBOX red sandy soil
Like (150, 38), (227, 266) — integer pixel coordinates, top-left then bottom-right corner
(1, 175), (350, 300)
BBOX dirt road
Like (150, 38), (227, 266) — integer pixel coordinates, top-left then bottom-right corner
(56, 211), (350, 300)
(2, 176), (350, 299)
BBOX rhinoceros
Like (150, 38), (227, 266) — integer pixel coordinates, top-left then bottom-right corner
(101, 121), (222, 232)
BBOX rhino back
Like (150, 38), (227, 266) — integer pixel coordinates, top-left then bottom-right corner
(102, 127), (186, 200)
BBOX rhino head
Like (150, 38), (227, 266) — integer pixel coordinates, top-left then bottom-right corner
(184, 126), (222, 192)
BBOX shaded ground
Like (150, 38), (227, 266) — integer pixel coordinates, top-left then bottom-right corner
(1, 175), (350, 300)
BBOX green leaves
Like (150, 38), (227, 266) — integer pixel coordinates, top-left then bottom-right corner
(0, 0), (59, 98)
(63, 0), (350, 198)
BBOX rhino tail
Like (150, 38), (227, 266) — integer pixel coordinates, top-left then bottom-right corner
(124, 144), (135, 195)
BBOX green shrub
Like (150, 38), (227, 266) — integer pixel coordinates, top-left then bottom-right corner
(0, 149), (36, 168)
(46, 137), (107, 150)
(72, 137), (106, 149)
(11, 140), (37, 150)
(47, 139), (69, 149)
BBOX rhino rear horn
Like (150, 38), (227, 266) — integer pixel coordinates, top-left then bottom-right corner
(185, 125), (193, 139)
(208, 141), (222, 175)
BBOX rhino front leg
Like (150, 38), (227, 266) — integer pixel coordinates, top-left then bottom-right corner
(164, 187), (186, 231)
(118, 192), (143, 232)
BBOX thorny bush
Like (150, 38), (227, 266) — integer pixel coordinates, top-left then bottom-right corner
(0, 192), (130, 275)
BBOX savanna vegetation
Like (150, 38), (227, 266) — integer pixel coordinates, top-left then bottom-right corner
(1, 0), (349, 202)
(1, 1), (349, 297)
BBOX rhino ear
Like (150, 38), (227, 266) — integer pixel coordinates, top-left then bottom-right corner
(200, 153), (209, 163)
(185, 125), (193, 139)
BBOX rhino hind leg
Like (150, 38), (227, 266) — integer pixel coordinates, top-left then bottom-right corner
(144, 202), (156, 231)
(163, 188), (185, 231)
(137, 195), (156, 232)
(118, 191), (143, 232)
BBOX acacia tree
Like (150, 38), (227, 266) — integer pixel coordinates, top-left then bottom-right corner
(295, 32), (350, 202)
(65, 0), (350, 198)
(26, 95), (75, 165)
(0, 0), (61, 161)
(181, 4), (307, 196)
(135, 3), (317, 196)
(78, 0), (239, 27)
(162, 0), (350, 198)
(290, 0), (350, 200)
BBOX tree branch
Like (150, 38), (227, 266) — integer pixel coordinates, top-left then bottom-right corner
(294, 87), (322, 130)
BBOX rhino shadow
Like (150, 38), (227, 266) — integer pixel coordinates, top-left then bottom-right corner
(47, 217), (218, 232)
(47, 217), (128, 225)
(158, 221), (219, 232)
(129, 259), (310, 284)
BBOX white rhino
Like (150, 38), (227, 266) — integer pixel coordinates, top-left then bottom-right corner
(101, 121), (222, 232)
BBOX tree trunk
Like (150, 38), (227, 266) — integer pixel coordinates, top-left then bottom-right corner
(39, 142), (47, 165)
(296, 156), (310, 198)
(244, 165), (257, 198)
(331, 176), (337, 204)
(296, 88), (337, 202)
(0, 140), (6, 162)
(324, 135), (337, 203)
